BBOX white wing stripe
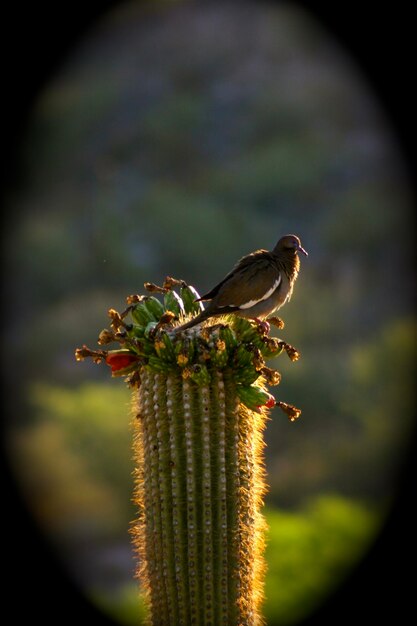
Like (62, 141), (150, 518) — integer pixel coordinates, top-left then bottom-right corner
(236, 275), (281, 310)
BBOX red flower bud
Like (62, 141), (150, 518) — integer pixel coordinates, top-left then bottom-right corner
(256, 392), (276, 411)
(105, 351), (139, 375)
(264, 394), (276, 409)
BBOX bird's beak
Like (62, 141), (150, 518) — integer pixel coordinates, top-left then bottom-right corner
(297, 244), (308, 256)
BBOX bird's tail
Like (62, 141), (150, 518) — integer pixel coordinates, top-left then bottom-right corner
(174, 309), (211, 332)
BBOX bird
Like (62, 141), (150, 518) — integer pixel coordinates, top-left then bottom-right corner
(175, 234), (307, 332)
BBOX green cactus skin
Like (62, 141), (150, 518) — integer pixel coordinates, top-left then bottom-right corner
(75, 279), (302, 625)
(132, 367), (268, 625)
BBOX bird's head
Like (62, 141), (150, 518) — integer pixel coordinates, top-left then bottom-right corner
(274, 234), (308, 256)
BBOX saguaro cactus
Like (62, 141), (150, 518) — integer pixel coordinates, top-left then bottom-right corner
(76, 277), (301, 625)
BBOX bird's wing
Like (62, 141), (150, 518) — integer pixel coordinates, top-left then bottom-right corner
(214, 252), (282, 309)
(197, 250), (269, 302)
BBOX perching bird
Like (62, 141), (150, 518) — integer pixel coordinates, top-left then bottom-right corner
(176, 234), (307, 331)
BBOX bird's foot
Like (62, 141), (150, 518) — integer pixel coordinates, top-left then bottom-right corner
(253, 318), (270, 335)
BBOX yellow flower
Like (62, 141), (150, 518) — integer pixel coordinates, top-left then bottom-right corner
(177, 352), (189, 366)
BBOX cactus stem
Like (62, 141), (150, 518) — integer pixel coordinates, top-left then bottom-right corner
(211, 369), (229, 623)
(166, 373), (190, 625)
(223, 368), (242, 624)
(135, 370), (169, 621)
(182, 377), (200, 623)
(199, 382), (214, 622)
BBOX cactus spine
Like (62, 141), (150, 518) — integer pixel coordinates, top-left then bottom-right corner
(75, 278), (301, 625)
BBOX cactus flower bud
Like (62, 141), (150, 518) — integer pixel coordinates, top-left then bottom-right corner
(105, 350), (140, 376)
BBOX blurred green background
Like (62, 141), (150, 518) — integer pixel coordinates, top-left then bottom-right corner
(2, 1), (415, 624)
